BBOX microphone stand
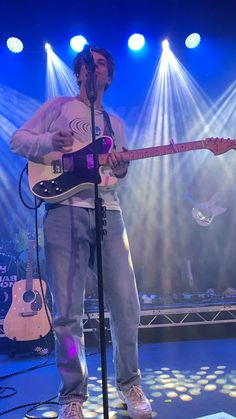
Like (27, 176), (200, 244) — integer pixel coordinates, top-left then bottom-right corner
(85, 62), (109, 418)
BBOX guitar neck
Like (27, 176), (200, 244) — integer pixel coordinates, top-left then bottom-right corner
(99, 140), (206, 165)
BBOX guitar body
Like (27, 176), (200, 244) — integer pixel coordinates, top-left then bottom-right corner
(28, 136), (117, 203)
(3, 279), (52, 341)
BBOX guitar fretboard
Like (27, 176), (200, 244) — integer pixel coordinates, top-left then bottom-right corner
(99, 140), (205, 165)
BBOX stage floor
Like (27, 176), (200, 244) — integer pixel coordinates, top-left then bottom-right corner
(1, 338), (236, 418)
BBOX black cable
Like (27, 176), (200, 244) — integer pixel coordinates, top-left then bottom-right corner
(0, 164), (57, 418)
(4, 164), (99, 418)
(0, 395), (58, 418)
(18, 163), (53, 345)
(0, 346), (54, 411)
(19, 164), (43, 210)
(0, 387), (17, 398)
(0, 361), (57, 417)
(34, 198), (53, 331)
(1, 165), (55, 410)
(25, 399), (59, 419)
(0, 347), (100, 417)
(0, 358), (55, 382)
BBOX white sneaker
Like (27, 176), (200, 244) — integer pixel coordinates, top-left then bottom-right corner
(58, 401), (84, 419)
(118, 385), (152, 418)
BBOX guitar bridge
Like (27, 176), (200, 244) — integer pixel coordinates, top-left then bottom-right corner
(19, 312), (38, 317)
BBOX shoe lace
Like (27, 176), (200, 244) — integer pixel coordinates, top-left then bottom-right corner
(65, 402), (82, 416)
(126, 386), (145, 402)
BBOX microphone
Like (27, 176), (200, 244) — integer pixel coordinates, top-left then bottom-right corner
(83, 45), (96, 72)
(83, 45), (97, 100)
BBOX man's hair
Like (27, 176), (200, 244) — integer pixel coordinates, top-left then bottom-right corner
(73, 45), (115, 90)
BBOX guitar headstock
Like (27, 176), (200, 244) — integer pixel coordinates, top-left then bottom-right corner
(204, 137), (236, 155)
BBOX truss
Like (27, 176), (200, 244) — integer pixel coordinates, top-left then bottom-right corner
(83, 304), (236, 332)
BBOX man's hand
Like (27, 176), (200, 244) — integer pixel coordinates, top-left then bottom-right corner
(107, 147), (129, 178)
(52, 131), (74, 152)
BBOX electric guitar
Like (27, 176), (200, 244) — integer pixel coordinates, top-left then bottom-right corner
(185, 191), (228, 227)
(3, 240), (52, 341)
(28, 136), (236, 203)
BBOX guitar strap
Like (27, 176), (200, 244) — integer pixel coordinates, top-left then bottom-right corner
(102, 110), (116, 150)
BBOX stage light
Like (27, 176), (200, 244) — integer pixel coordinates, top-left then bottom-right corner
(162, 39), (170, 50)
(46, 48), (78, 98)
(128, 33), (145, 51)
(185, 33), (201, 49)
(45, 43), (52, 52)
(70, 35), (88, 52)
(6, 37), (23, 53)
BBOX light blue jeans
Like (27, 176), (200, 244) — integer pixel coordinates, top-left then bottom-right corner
(43, 205), (141, 404)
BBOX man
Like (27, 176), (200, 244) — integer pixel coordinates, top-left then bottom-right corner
(10, 45), (152, 419)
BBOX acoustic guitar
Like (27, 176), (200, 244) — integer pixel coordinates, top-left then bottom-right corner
(3, 240), (52, 341)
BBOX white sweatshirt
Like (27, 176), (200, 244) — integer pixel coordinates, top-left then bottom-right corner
(10, 96), (126, 210)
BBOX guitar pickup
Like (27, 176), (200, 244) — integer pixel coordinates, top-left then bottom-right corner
(62, 155), (74, 172)
(51, 159), (62, 174)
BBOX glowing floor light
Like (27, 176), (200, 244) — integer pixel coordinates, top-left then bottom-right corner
(128, 33), (145, 51)
(185, 33), (201, 49)
(6, 37), (23, 53)
(70, 35), (88, 52)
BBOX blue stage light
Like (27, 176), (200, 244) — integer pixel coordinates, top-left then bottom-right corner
(70, 35), (88, 52)
(128, 34), (145, 51)
(6, 37), (24, 53)
(162, 39), (170, 50)
(185, 33), (201, 49)
(45, 43), (52, 52)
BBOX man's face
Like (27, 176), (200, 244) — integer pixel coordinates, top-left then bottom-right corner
(77, 51), (112, 91)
